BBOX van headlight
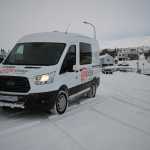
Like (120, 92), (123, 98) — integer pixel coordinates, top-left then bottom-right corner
(34, 72), (55, 85)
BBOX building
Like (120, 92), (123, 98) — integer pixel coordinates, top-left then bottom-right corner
(128, 48), (138, 60)
(0, 49), (7, 58)
(99, 54), (114, 67)
(0, 49), (7, 63)
(99, 48), (117, 58)
(117, 48), (129, 61)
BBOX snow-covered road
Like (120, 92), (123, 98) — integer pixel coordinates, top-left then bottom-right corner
(0, 72), (150, 150)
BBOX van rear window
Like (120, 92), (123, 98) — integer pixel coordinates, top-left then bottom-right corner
(3, 43), (66, 66)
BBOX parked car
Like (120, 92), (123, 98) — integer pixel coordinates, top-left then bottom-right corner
(102, 66), (114, 74)
(118, 62), (129, 66)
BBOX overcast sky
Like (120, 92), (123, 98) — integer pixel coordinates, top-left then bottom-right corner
(0, 0), (150, 49)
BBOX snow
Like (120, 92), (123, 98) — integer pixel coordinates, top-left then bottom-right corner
(0, 72), (150, 150)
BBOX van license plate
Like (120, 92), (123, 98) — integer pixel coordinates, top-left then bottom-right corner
(0, 95), (18, 102)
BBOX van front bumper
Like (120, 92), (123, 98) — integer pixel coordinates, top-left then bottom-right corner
(0, 101), (25, 109)
(0, 91), (58, 109)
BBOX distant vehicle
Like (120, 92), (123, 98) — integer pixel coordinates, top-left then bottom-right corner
(102, 68), (113, 74)
(0, 32), (100, 114)
(102, 65), (115, 74)
(118, 62), (129, 66)
(116, 62), (133, 72)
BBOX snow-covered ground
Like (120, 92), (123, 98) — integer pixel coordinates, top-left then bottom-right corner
(123, 55), (150, 75)
(0, 72), (150, 150)
(126, 59), (150, 74)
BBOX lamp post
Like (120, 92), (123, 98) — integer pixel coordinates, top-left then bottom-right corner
(83, 21), (96, 39)
(136, 48), (141, 73)
(142, 63), (144, 74)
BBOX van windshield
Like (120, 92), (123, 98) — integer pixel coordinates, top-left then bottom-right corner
(3, 43), (66, 66)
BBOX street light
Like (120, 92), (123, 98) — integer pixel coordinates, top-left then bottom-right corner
(83, 21), (96, 39)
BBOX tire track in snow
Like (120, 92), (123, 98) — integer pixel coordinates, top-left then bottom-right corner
(89, 106), (150, 137)
(48, 95), (106, 123)
(0, 110), (33, 129)
(52, 122), (87, 150)
(116, 89), (150, 107)
(0, 109), (26, 120)
(107, 85), (150, 108)
(0, 110), (50, 133)
(0, 120), (41, 137)
(103, 83), (150, 111)
(111, 93), (150, 112)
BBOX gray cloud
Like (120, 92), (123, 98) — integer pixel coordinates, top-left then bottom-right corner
(0, 0), (150, 49)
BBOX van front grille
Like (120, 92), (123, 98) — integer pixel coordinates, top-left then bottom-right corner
(0, 76), (30, 93)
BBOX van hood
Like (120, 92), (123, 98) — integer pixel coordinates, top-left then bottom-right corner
(0, 65), (57, 78)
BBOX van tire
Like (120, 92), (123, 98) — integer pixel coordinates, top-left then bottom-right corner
(51, 90), (68, 114)
(87, 84), (97, 98)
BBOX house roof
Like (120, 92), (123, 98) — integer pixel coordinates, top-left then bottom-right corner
(99, 54), (113, 59)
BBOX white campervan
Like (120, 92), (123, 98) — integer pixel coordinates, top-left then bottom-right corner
(0, 32), (100, 114)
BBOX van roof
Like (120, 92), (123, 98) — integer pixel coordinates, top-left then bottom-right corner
(18, 31), (96, 43)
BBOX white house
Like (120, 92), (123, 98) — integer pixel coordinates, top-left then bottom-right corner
(99, 54), (114, 67)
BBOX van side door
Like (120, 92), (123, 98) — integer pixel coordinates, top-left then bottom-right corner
(59, 44), (80, 95)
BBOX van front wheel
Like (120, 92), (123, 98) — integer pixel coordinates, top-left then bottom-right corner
(87, 84), (97, 98)
(51, 91), (68, 114)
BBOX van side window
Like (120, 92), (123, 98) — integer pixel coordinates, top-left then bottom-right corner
(60, 45), (76, 74)
(80, 42), (92, 65)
